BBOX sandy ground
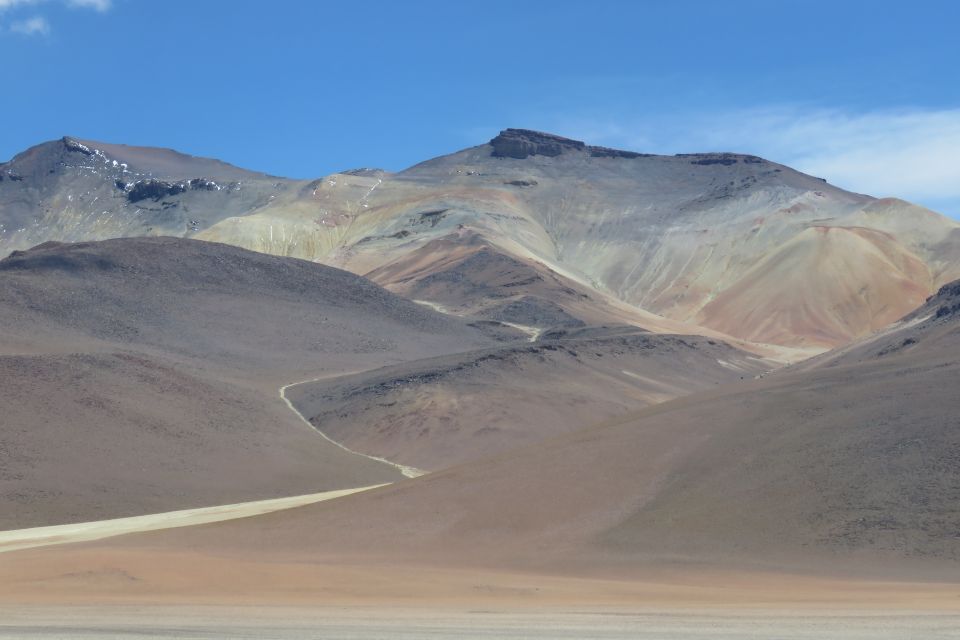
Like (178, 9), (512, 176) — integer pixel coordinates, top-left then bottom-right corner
(2, 543), (959, 637)
(3, 541), (959, 608)
(1, 605), (959, 639)
(0, 485), (385, 553)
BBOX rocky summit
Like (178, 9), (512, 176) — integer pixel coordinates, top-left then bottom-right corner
(490, 128), (650, 159)
(490, 128), (588, 158)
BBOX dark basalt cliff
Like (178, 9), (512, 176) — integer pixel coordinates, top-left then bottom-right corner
(932, 280), (960, 318)
(490, 128), (652, 160)
(490, 129), (586, 158)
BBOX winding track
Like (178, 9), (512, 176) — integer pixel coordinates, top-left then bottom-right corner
(0, 368), (427, 553)
(279, 374), (426, 479)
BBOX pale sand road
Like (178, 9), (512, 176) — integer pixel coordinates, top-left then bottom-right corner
(1, 607), (959, 639)
(0, 485), (385, 554)
(279, 373), (426, 479)
(0, 362), (422, 553)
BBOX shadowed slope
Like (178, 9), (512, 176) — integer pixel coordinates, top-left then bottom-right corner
(285, 330), (769, 469)
(0, 236), (493, 380)
(0, 237), (498, 528)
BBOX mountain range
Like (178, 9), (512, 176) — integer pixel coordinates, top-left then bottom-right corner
(4, 129), (958, 354)
(1, 129), (959, 611)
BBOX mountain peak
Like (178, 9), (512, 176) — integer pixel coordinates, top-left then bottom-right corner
(61, 136), (95, 156)
(489, 128), (650, 160)
(489, 129), (585, 159)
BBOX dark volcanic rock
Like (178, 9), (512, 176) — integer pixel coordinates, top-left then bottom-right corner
(62, 137), (93, 156)
(589, 146), (651, 159)
(677, 153), (768, 166)
(127, 179), (187, 202)
(188, 178), (218, 191)
(682, 153), (740, 166)
(490, 128), (651, 160)
(490, 129), (586, 159)
(341, 168), (385, 177)
(935, 280), (960, 301)
(932, 280), (960, 318)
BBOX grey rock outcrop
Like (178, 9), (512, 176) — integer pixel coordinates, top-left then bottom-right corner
(490, 129), (586, 159)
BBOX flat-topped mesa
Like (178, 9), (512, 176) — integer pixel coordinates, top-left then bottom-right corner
(490, 128), (651, 159)
(490, 129), (586, 159)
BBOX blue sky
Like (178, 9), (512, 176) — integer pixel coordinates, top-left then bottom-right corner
(2, 0), (959, 216)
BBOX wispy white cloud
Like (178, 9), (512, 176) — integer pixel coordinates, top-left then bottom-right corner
(9, 14), (48, 34)
(544, 107), (960, 216)
(692, 108), (960, 204)
(66, 0), (110, 11)
(1, 0), (110, 34)
(0, 0), (37, 8)
(0, 0), (108, 9)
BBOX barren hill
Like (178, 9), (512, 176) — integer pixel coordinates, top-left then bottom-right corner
(284, 330), (769, 470)
(0, 236), (494, 377)
(0, 237), (498, 528)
